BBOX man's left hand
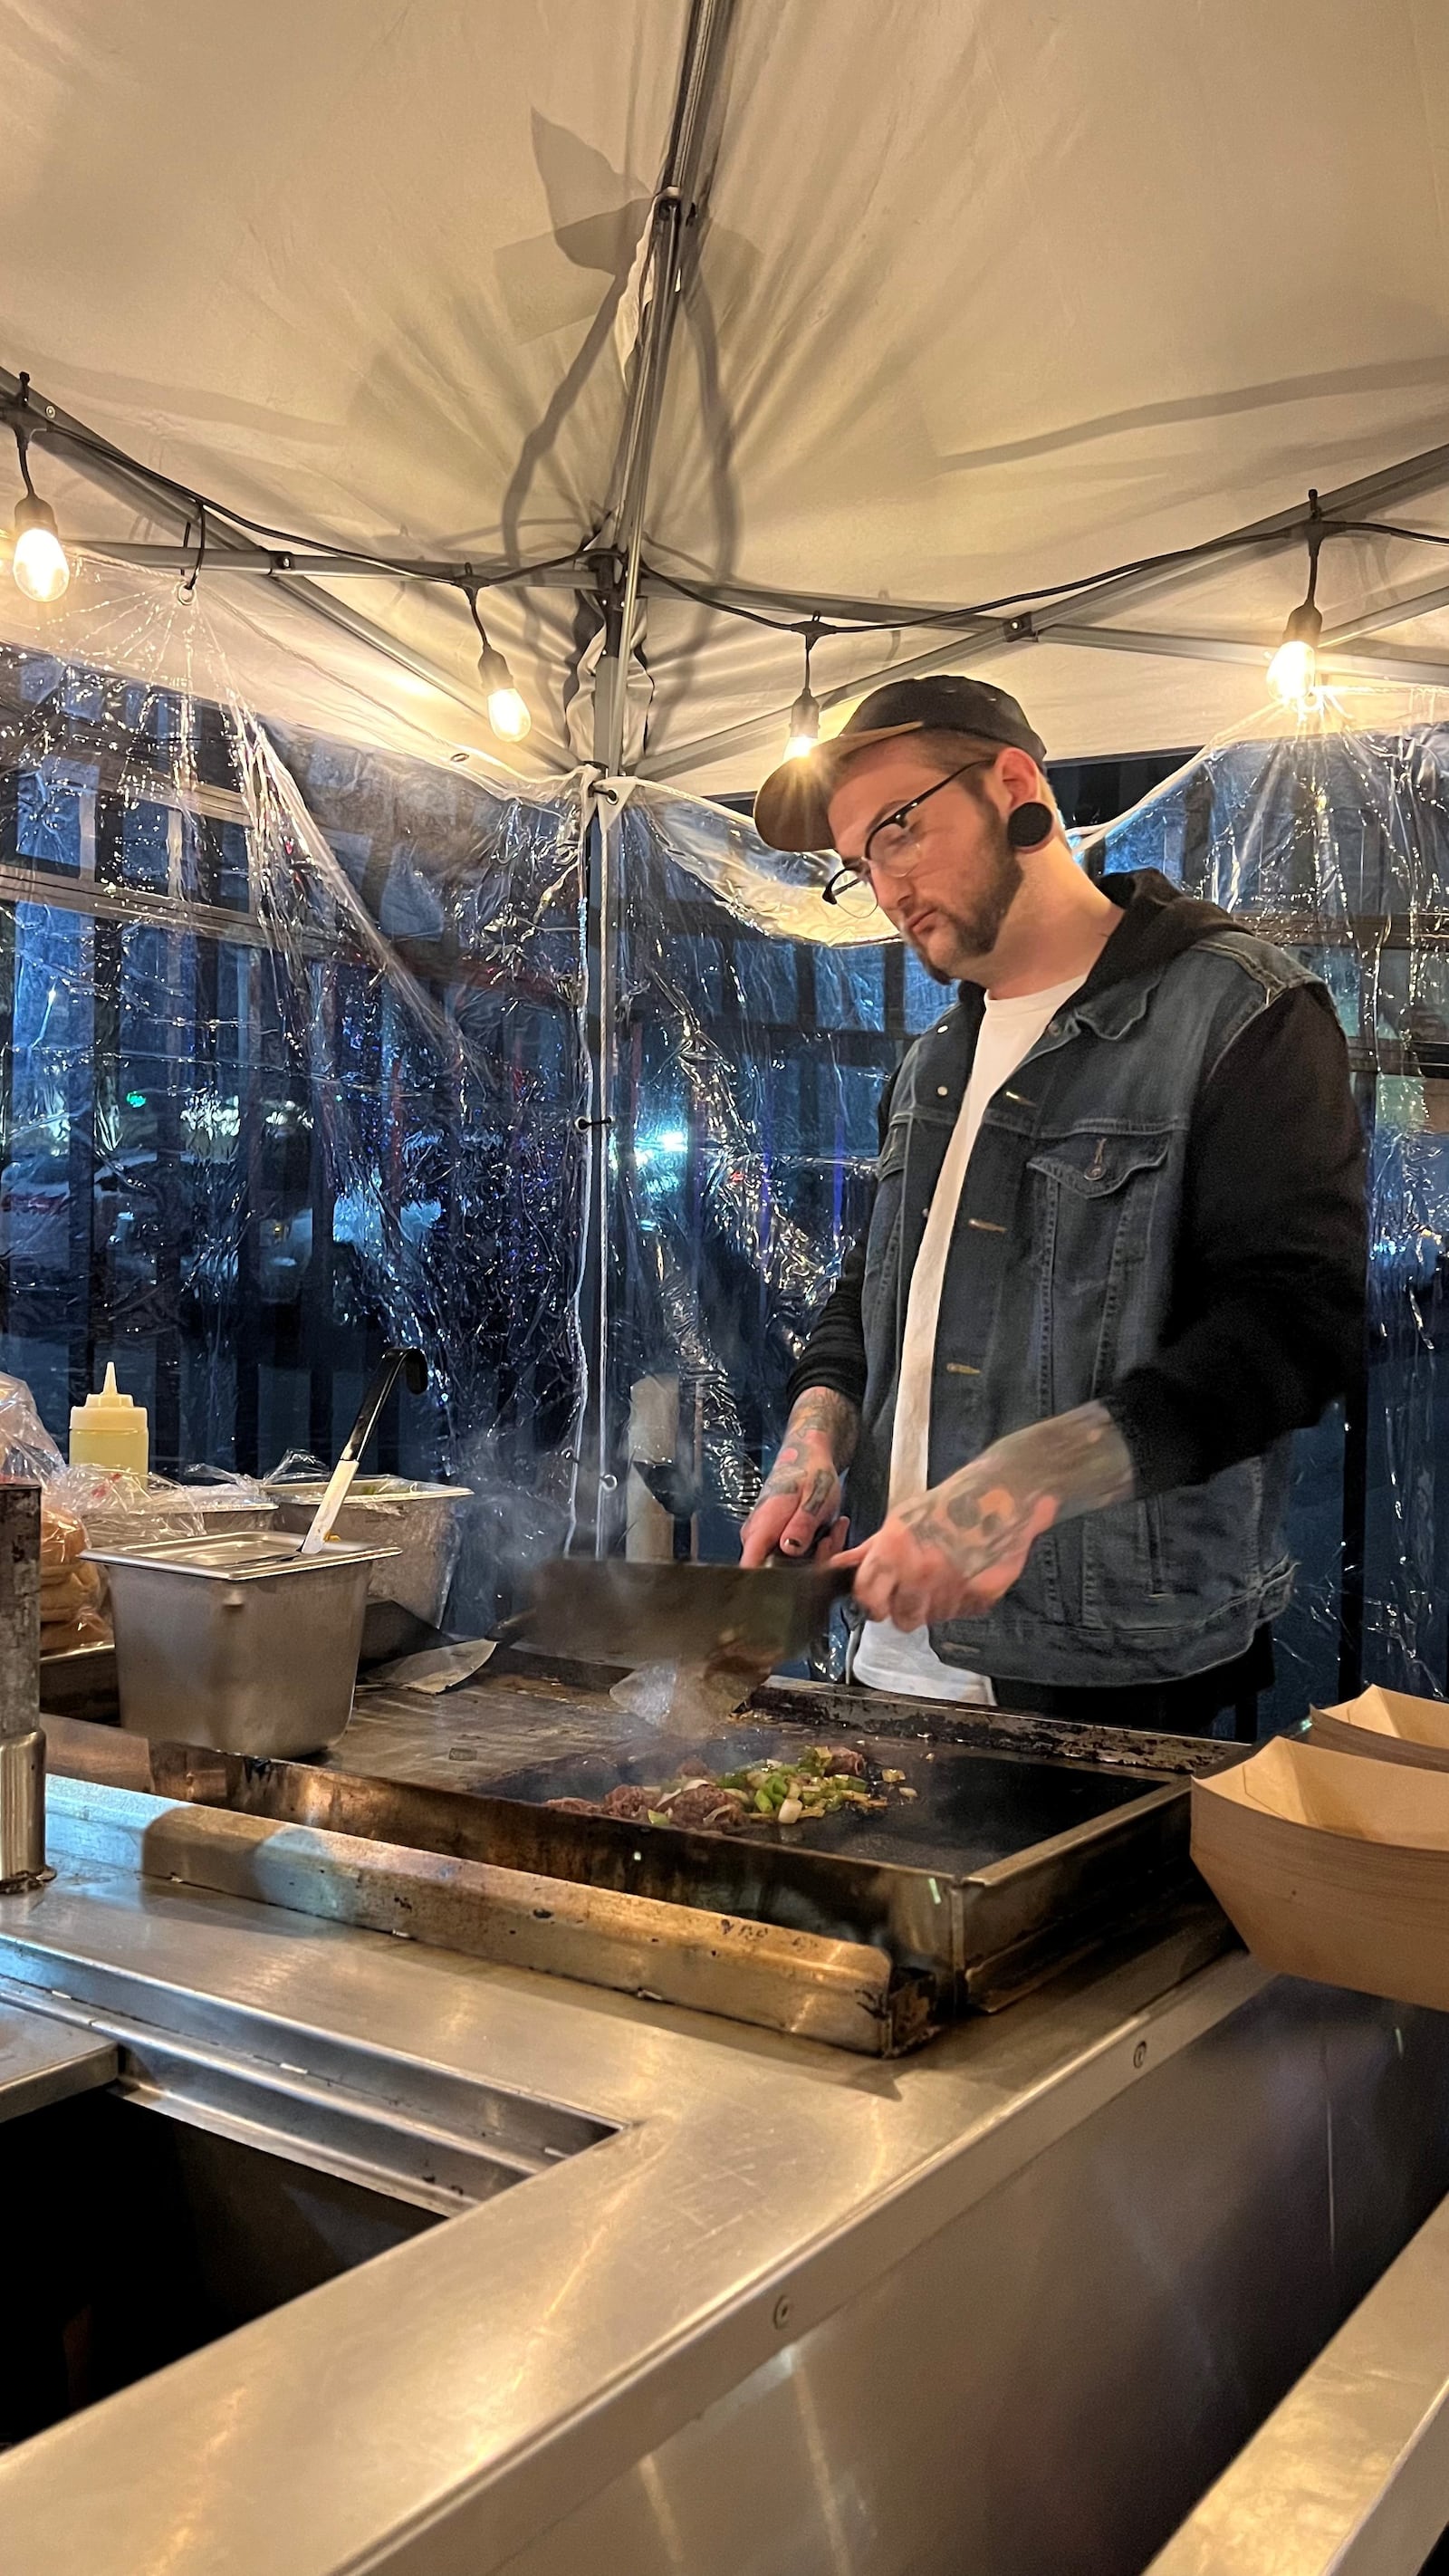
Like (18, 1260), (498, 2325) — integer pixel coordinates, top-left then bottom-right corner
(834, 1401), (1137, 1632)
(838, 1490), (1058, 1629)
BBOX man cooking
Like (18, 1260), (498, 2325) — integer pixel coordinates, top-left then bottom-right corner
(740, 678), (1366, 1734)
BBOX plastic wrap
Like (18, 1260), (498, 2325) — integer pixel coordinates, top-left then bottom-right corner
(4, 558), (1445, 1727)
(598, 783), (944, 1603)
(1093, 685), (1449, 1723)
(0, 1368), (66, 1483)
(0, 571), (590, 1633)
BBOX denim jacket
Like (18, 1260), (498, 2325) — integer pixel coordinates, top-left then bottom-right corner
(849, 918), (1324, 1687)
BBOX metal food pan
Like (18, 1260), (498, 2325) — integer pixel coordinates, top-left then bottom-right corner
(266, 1479), (470, 1625)
(85, 1533), (399, 1759)
(39, 1641), (118, 1722)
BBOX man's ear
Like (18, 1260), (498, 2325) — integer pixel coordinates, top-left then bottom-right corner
(994, 744), (1043, 813)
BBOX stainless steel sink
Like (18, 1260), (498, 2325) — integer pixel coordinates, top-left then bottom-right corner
(1, 2088), (452, 2442)
(0, 1960), (616, 2449)
(0, 1950), (613, 2214)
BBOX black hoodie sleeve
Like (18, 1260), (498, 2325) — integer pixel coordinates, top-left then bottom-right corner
(1105, 984), (1366, 1495)
(782, 1065), (903, 1418)
(783, 1229), (870, 1415)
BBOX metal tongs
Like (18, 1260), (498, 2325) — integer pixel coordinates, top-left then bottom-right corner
(299, 1346), (428, 1555)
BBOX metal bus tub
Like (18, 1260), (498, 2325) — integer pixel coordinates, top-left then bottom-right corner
(86, 1533), (398, 1759)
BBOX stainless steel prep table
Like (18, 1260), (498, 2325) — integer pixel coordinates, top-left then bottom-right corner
(2, 1774), (1449, 2576)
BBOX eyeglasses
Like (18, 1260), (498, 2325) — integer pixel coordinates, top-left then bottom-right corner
(821, 757), (995, 919)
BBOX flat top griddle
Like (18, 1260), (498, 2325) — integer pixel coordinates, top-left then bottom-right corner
(472, 1721), (1147, 1879)
(303, 1657), (1215, 2013)
(43, 1648), (1232, 2038)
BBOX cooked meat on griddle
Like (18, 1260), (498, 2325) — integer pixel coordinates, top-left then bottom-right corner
(545, 1745), (909, 1836)
(657, 1782), (752, 1831)
(600, 1784), (660, 1823)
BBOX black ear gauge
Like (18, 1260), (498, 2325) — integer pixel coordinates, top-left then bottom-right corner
(1006, 799), (1054, 850)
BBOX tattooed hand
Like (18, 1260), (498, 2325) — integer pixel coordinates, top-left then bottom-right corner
(740, 1387), (859, 1566)
(838, 1402), (1137, 1629)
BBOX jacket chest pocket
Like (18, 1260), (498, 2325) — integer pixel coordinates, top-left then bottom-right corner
(1027, 1129), (1174, 1398)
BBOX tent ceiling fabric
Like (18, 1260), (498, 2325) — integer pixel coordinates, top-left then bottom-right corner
(3, 0), (1449, 793)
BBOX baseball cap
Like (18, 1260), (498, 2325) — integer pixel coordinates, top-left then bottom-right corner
(753, 675), (1049, 853)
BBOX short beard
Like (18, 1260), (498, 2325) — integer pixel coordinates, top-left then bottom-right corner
(910, 814), (1023, 982)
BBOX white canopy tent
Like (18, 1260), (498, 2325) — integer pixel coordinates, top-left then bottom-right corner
(2, 0), (1449, 795)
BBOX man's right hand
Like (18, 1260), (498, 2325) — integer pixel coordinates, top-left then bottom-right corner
(740, 1388), (859, 1566)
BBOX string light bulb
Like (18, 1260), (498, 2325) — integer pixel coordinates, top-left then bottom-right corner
(459, 572), (531, 744)
(1267, 494), (1323, 711)
(8, 408), (70, 603)
(477, 640), (531, 742)
(785, 622), (823, 758)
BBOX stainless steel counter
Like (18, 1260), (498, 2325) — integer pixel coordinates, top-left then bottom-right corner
(1147, 2189), (1449, 2576)
(1, 1779), (1447, 2574)
(0, 1997), (114, 2122)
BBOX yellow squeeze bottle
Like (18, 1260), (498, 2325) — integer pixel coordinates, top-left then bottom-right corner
(69, 1363), (149, 1477)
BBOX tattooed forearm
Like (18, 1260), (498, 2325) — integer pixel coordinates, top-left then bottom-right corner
(743, 1387), (859, 1561)
(763, 1388), (859, 1494)
(896, 1402), (1136, 1580)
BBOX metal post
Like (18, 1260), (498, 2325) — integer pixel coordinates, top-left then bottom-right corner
(598, 0), (740, 775)
(569, 581), (626, 1555)
(0, 1481), (45, 1891)
(580, 795), (619, 1557)
(571, 0), (740, 1543)
(1339, 1071), (1377, 1702)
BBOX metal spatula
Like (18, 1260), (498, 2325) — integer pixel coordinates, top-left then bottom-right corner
(530, 1555), (851, 1670)
(300, 1347), (428, 1555)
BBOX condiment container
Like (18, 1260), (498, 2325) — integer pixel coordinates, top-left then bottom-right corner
(266, 1477), (470, 1624)
(69, 1364), (149, 1476)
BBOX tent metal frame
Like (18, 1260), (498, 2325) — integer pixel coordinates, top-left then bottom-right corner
(0, 368), (513, 738)
(14, 373), (1449, 787)
(569, 0), (742, 1548)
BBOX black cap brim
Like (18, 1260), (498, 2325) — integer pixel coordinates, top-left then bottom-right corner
(753, 722), (929, 853)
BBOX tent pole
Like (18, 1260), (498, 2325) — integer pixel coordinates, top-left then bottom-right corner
(1325, 573), (1449, 647)
(1050, 622), (1449, 690)
(598, 0), (741, 774)
(580, 590), (625, 1556)
(577, 0), (741, 1552)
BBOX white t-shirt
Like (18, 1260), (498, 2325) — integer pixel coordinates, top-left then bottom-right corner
(853, 974), (1084, 1703)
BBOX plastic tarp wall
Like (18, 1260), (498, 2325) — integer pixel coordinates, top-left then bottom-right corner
(599, 782), (946, 1588)
(1096, 691), (1449, 1720)
(0, 573), (590, 1632)
(608, 695), (1449, 1727)
(2, 567), (1446, 1724)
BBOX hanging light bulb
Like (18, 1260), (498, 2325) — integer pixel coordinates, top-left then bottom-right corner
(784, 621), (823, 758)
(1267, 602), (1323, 708)
(785, 685), (820, 761)
(6, 381), (70, 602)
(1267, 497), (1323, 710)
(477, 639), (531, 742)
(10, 487), (69, 603)
(459, 573), (531, 743)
